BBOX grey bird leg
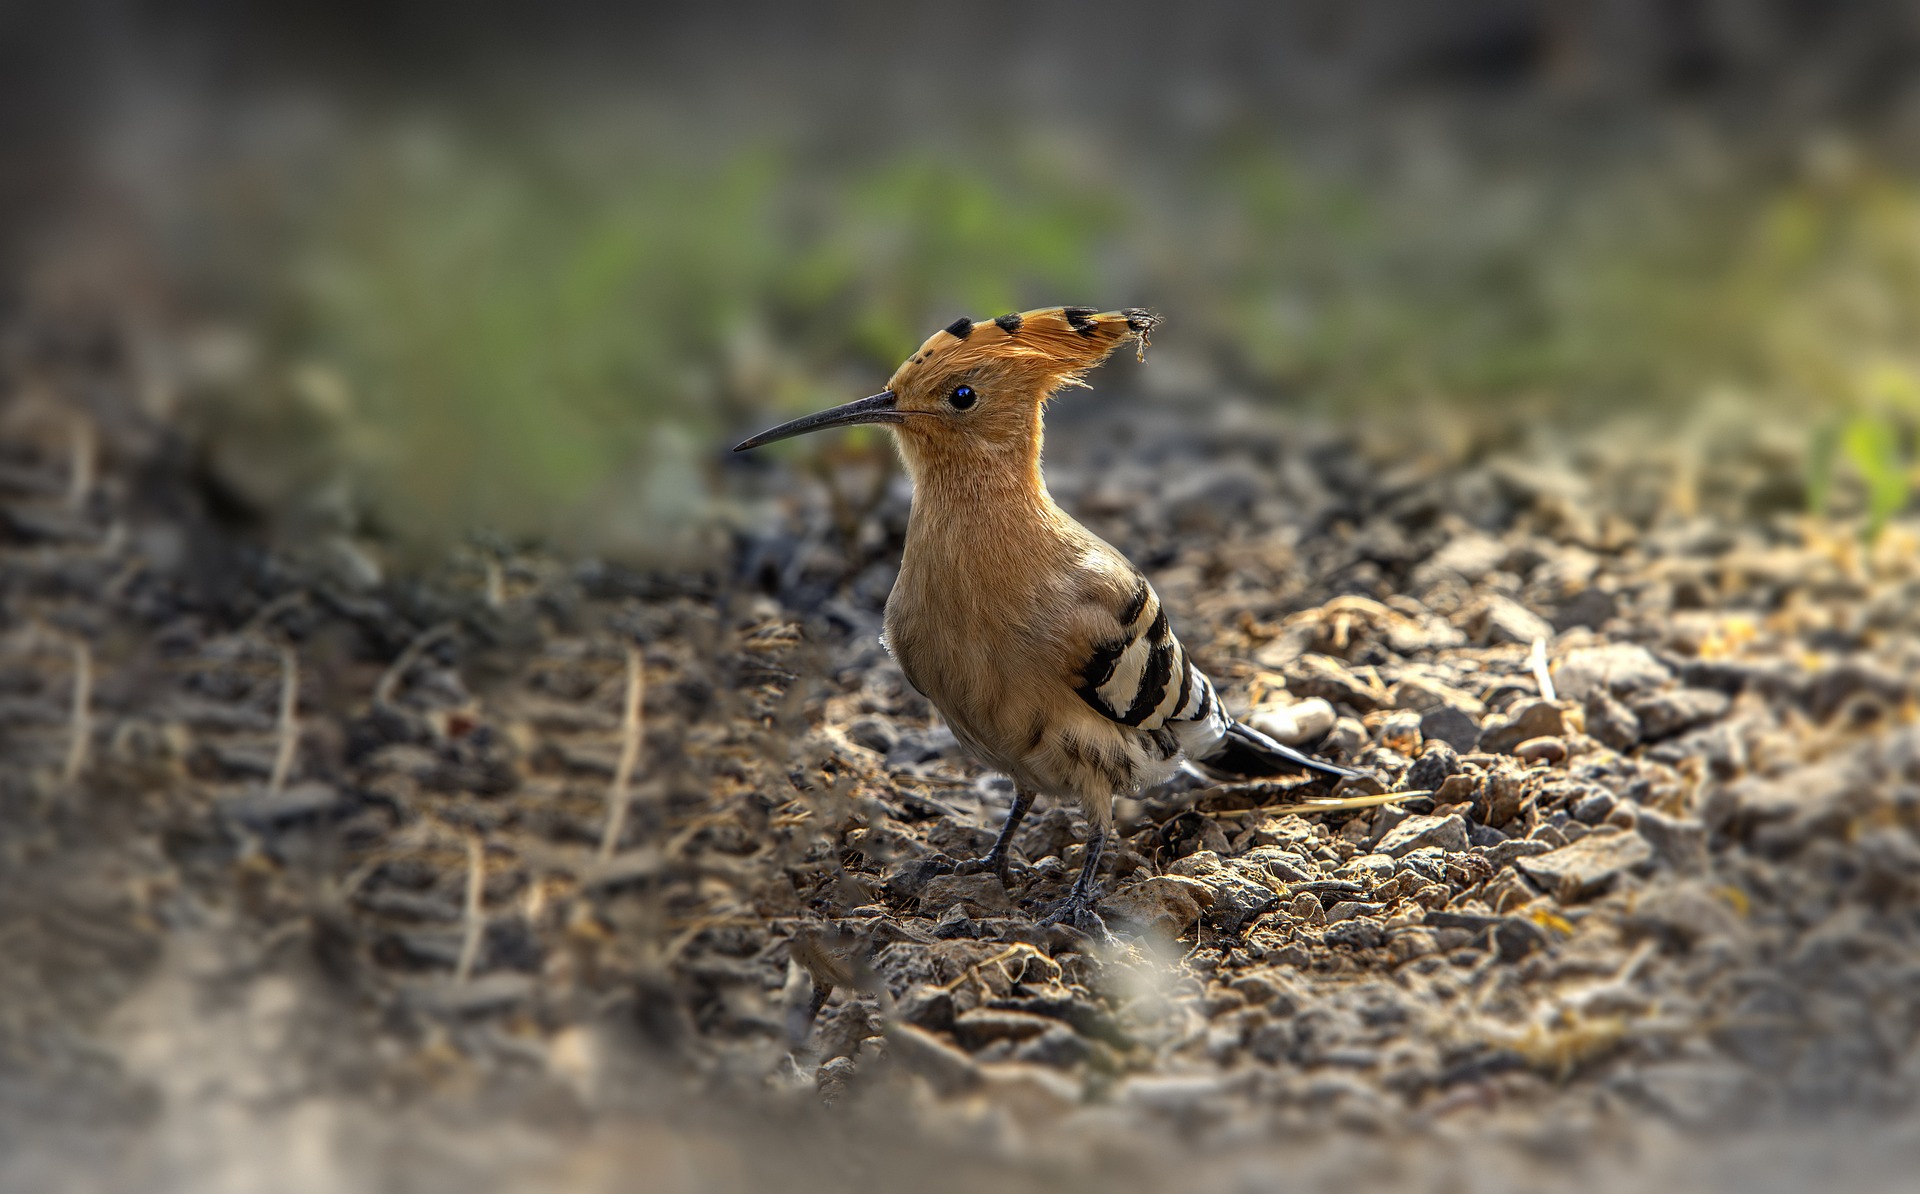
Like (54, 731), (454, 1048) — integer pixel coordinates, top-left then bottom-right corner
(1040, 827), (1106, 928)
(962, 787), (1035, 889)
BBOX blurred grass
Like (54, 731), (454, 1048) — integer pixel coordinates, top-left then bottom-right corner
(192, 120), (1920, 555)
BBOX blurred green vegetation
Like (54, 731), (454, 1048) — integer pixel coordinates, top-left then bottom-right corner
(207, 121), (1919, 553)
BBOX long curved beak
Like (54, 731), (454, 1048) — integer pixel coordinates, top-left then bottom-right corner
(732, 391), (901, 452)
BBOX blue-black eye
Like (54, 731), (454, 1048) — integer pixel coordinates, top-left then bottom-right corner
(949, 384), (977, 410)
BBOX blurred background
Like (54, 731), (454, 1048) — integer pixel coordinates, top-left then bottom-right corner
(6, 0), (1917, 567)
(5, 7), (1920, 1193)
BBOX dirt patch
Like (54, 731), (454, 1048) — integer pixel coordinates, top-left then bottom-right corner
(3, 315), (1919, 1191)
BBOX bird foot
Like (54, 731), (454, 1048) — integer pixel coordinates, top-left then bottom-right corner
(954, 849), (1020, 890)
(1037, 886), (1105, 931)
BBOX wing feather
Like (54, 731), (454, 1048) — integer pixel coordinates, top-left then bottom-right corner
(1072, 573), (1202, 732)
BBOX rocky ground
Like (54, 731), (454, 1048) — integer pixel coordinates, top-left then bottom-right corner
(3, 312), (1920, 1192)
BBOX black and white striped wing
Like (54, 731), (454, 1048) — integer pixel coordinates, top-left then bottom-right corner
(1072, 575), (1222, 733)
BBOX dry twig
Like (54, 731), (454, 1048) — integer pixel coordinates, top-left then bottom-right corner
(268, 645), (299, 796)
(62, 637), (92, 784)
(455, 834), (486, 984)
(597, 645), (645, 859)
(1530, 636), (1557, 702)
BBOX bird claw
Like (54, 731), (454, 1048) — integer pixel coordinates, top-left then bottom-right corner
(955, 849), (1020, 890)
(1036, 887), (1105, 931)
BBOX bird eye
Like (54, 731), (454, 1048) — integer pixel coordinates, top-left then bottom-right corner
(949, 384), (977, 410)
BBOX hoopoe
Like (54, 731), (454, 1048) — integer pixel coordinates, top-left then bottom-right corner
(736, 307), (1358, 926)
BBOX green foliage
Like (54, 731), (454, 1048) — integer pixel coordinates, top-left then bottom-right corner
(1808, 365), (1917, 544)
(215, 121), (1920, 553)
(277, 129), (1115, 544)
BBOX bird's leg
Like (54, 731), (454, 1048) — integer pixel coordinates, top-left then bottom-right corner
(1040, 827), (1106, 928)
(960, 787), (1034, 889)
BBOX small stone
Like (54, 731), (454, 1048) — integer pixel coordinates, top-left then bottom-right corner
(1551, 644), (1672, 700)
(845, 716), (897, 756)
(1283, 655), (1389, 713)
(1377, 814), (1470, 858)
(1389, 675), (1486, 717)
(1468, 823), (1507, 849)
(1322, 918), (1386, 950)
(1097, 875), (1212, 937)
(1479, 699), (1566, 754)
(1405, 741), (1460, 794)
(1435, 773), (1477, 804)
(1492, 917), (1549, 962)
(1584, 690), (1642, 751)
(1167, 852), (1280, 932)
(885, 1023), (980, 1096)
(220, 781), (343, 827)
(1514, 736), (1567, 765)
(1419, 705), (1482, 753)
(1806, 661), (1911, 723)
(1551, 587), (1617, 631)
(1375, 709), (1424, 751)
(1289, 891), (1327, 924)
(1010, 1025), (1100, 1070)
(1327, 717), (1369, 759)
(1325, 900), (1383, 923)
(1249, 697), (1337, 746)
(1635, 807), (1708, 872)
(1341, 854), (1399, 882)
(918, 873), (1014, 918)
(1515, 830), (1654, 900)
(815, 1055), (858, 1103)
(1474, 765), (1529, 827)
(1479, 838), (1554, 869)
(950, 1009), (1058, 1051)
(899, 985), (956, 1032)
(1115, 1073), (1235, 1115)
(1628, 688), (1731, 741)
(1627, 1061), (1755, 1129)
(1466, 595), (1556, 646)
(1570, 788), (1616, 824)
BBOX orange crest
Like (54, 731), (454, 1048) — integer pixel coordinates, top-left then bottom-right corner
(886, 306), (1159, 400)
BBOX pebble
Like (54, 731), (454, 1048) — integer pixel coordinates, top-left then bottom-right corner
(1389, 675), (1486, 717)
(1096, 875), (1212, 937)
(1419, 705), (1482, 753)
(885, 1023), (981, 1096)
(918, 873), (1015, 918)
(1569, 787), (1616, 824)
(1628, 687), (1731, 740)
(1514, 735), (1567, 765)
(1167, 852), (1282, 931)
(1404, 741), (1460, 794)
(1340, 854), (1399, 882)
(1479, 699), (1566, 754)
(1283, 655), (1389, 712)
(1322, 918), (1387, 949)
(1583, 689), (1643, 751)
(1467, 594), (1556, 646)
(1249, 697), (1337, 746)
(1551, 643), (1673, 700)
(1634, 807), (1708, 871)
(950, 1009), (1059, 1050)
(1325, 900), (1383, 923)
(1515, 830), (1654, 900)
(1376, 814), (1470, 858)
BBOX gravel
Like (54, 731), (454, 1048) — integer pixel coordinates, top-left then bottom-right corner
(4, 315), (1919, 1191)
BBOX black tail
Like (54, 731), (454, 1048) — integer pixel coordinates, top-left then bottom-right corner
(1197, 719), (1360, 782)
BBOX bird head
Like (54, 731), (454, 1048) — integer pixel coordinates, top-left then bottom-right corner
(733, 307), (1158, 473)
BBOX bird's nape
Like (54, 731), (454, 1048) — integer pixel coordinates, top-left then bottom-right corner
(732, 390), (904, 451)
